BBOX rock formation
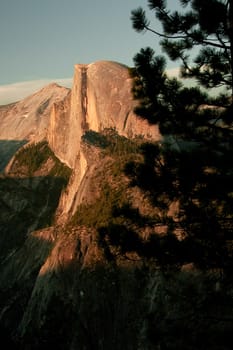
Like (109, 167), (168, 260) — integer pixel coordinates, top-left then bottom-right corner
(0, 60), (162, 349)
(46, 61), (160, 219)
(47, 61), (160, 168)
(0, 61), (228, 350)
(0, 83), (70, 172)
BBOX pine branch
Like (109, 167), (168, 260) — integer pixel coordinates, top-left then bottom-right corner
(144, 25), (230, 49)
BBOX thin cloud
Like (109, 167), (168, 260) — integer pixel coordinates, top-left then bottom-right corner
(166, 67), (193, 86)
(0, 78), (72, 105)
(0, 71), (179, 106)
(166, 67), (223, 96)
(166, 67), (180, 78)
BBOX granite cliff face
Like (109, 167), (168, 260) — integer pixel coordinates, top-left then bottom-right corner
(47, 61), (160, 219)
(47, 61), (159, 168)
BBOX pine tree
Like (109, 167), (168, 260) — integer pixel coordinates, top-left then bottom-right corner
(131, 0), (232, 95)
(125, 0), (233, 272)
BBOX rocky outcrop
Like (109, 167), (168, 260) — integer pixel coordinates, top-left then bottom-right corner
(48, 61), (160, 168)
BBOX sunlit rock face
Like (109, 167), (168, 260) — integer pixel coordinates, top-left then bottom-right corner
(84, 61), (158, 137)
(0, 61), (160, 171)
(0, 83), (70, 142)
(0, 83), (70, 172)
(47, 61), (160, 168)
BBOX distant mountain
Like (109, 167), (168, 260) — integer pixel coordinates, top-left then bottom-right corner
(0, 83), (70, 172)
(0, 83), (70, 141)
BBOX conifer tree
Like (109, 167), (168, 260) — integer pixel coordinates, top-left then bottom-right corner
(131, 0), (232, 94)
(125, 0), (233, 272)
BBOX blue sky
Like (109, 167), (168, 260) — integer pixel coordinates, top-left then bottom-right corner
(0, 0), (180, 104)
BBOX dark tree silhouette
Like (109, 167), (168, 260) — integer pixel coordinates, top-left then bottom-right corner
(126, 0), (233, 273)
(131, 0), (232, 94)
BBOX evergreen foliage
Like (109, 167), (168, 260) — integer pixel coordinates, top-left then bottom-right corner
(14, 140), (71, 181)
(127, 0), (233, 273)
(0, 141), (72, 259)
(109, 3), (233, 347)
(131, 0), (233, 93)
(71, 131), (143, 230)
(82, 128), (140, 156)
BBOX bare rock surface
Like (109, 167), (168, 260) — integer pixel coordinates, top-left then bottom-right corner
(48, 61), (160, 168)
(0, 83), (70, 172)
(0, 83), (70, 141)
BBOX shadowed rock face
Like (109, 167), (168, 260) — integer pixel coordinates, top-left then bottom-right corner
(0, 140), (27, 172)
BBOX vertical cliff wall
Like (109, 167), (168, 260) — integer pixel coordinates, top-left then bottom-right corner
(47, 61), (160, 169)
(48, 92), (72, 166)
